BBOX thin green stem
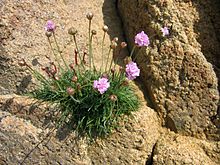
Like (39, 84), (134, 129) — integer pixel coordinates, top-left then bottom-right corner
(108, 49), (115, 75)
(47, 37), (62, 70)
(130, 45), (136, 59)
(133, 47), (143, 62)
(26, 65), (50, 86)
(53, 33), (68, 69)
(101, 32), (106, 72)
(73, 35), (85, 69)
(88, 20), (92, 69)
(104, 47), (112, 73)
(90, 35), (96, 71)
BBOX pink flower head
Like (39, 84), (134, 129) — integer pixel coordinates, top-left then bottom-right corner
(45, 20), (56, 32)
(93, 77), (110, 94)
(161, 27), (169, 36)
(135, 31), (150, 47)
(125, 61), (140, 80)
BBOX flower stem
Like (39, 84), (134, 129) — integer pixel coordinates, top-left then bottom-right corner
(47, 37), (62, 70)
(53, 33), (68, 69)
(130, 45), (136, 59)
(105, 47), (112, 73)
(72, 35), (85, 69)
(101, 31), (106, 72)
(133, 47), (144, 62)
(108, 49), (115, 75)
(88, 20), (92, 69)
(90, 34), (96, 71)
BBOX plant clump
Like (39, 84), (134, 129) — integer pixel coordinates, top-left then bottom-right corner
(18, 13), (169, 139)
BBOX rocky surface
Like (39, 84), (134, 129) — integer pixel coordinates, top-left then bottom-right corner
(153, 130), (220, 165)
(1, 0), (220, 164)
(0, 94), (160, 164)
(118, 0), (220, 140)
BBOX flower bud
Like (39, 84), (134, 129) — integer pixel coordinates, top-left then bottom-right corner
(102, 25), (108, 32)
(72, 76), (78, 83)
(69, 63), (74, 69)
(86, 12), (94, 20)
(111, 68), (115, 74)
(76, 83), (81, 91)
(50, 68), (57, 75)
(91, 30), (97, 35)
(66, 87), (75, 95)
(119, 66), (124, 72)
(18, 59), (26, 67)
(123, 56), (132, 64)
(121, 80), (129, 86)
(110, 41), (117, 49)
(113, 37), (119, 42)
(121, 42), (127, 48)
(109, 94), (117, 102)
(68, 27), (78, 35)
(54, 76), (59, 80)
(102, 73), (109, 79)
(45, 31), (52, 38)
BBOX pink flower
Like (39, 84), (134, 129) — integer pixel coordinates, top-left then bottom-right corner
(125, 61), (140, 80)
(135, 31), (150, 47)
(93, 77), (110, 94)
(161, 27), (169, 36)
(45, 20), (56, 32)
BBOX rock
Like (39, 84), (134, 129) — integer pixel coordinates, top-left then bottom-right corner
(117, 0), (220, 140)
(0, 94), (161, 164)
(153, 131), (220, 165)
(0, 0), (126, 95)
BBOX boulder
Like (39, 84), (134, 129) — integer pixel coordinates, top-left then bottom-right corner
(153, 131), (220, 165)
(117, 0), (220, 140)
(0, 94), (161, 164)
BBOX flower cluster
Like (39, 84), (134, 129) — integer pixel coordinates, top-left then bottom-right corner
(19, 14), (169, 138)
(45, 20), (56, 32)
(135, 31), (150, 47)
(126, 62), (140, 80)
(93, 77), (110, 94)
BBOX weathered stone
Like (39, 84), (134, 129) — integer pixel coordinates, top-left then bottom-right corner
(0, 94), (161, 164)
(153, 131), (220, 165)
(118, 0), (220, 140)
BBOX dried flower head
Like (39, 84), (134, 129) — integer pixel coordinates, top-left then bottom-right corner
(125, 61), (140, 80)
(86, 12), (94, 20)
(69, 63), (75, 69)
(66, 87), (75, 95)
(135, 31), (150, 47)
(101, 73), (109, 79)
(68, 27), (78, 35)
(102, 25), (109, 32)
(91, 29), (97, 35)
(93, 77), (110, 94)
(110, 41), (117, 49)
(72, 76), (78, 83)
(113, 37), (119, 42)
(18, 59), (27, 67)
(121, 42), (127, 48)
(109, 94), (117, 102)
(161, 26), (169, 36)
(45, 31), (52, 38)
(121, 80), (129, 86)
(45, 20), (56, 32)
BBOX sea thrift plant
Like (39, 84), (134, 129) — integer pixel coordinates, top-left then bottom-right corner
(19, 13), (168, 139)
